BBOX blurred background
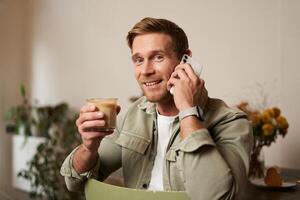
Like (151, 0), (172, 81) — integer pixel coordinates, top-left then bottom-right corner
(0, 0), (299, 199)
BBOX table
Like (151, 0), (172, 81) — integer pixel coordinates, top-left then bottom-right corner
(238, 168), (300, 200)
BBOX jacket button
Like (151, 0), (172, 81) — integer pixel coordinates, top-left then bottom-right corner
(142, 183), (148, 188)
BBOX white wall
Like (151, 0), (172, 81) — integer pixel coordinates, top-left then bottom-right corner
(1, 1), (299, 198)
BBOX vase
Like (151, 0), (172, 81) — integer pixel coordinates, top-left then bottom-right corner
(249, 146), (265, 179)
(12, 135), (46, 191)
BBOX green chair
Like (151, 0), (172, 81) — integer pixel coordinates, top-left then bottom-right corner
(85, 179), (190, 200)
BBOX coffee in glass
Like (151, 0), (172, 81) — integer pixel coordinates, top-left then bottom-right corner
(86, 98), (118, 132)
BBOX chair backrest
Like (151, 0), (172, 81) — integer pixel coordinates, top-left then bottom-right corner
(85, 179), (190, 200)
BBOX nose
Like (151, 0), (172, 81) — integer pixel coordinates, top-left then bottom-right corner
(141, 60), (155, 75)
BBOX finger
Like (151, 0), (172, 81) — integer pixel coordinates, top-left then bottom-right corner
(169, 70), (180, 82)
(171, 70), (180, 79)
(176, 64), (198, 80)
(176, 68), (189, 81)
(177, 64), (202, 87)
(167, 76), (180, 90)
(77, 111), (104, 125)
(80, 120), (106, 132)
(171, 67), (189, 80)
(175, 63), (193, 72)
(81, 131), (109, 140)
(80, 103), (97, 114)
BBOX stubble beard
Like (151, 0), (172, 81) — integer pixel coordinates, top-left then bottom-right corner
(141, 85), (173, 104)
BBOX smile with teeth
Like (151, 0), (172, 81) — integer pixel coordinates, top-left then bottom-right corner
(144, 80), (162, 87)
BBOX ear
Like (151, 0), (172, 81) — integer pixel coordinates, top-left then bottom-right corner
(185, 49), (192, 57)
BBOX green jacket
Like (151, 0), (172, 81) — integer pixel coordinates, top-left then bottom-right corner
(61, 97), (252, 200)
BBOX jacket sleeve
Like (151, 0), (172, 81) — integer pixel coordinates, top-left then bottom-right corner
(177, 111), (252, 200)
(60, 113), (125, 192)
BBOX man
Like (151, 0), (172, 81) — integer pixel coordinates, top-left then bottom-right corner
(61, 17), (252, 200)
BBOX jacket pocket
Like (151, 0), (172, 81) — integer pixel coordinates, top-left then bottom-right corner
(115, 130), (150, 154)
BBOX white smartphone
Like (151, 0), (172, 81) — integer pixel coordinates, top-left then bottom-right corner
(170, 54), (203, 95)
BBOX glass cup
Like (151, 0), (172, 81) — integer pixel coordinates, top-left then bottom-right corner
(86, 98), (118, 132)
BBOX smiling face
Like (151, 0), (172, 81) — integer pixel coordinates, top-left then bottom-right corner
(131, 33), (180, 103)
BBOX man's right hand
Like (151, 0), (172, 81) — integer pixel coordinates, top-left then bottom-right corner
(73, 103), (120, 174)
(76, 103), (114, 153)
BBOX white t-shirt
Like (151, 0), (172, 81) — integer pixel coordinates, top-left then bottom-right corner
(148, 111), (177, 191)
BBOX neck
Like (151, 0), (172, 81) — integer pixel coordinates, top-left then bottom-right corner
(156, 98), (178, 116)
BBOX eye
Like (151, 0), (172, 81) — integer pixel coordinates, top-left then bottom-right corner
(153, 54), (164, 62)
(133, 57), (144, 66)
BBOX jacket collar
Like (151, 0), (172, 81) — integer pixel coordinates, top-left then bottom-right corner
(137, 97), (180, 123)
(137, 97), (156, 115)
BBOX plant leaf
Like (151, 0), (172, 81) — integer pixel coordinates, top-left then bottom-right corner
(20, 84), (26, 98)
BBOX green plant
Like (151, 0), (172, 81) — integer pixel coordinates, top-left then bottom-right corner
(5, 84), (31, 136)
(5, 85), (84, 199)
(5, 85), (74, 138)
(18, 109), (83, 200)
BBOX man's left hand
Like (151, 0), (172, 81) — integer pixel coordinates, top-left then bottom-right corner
(167, 63), (208, 112)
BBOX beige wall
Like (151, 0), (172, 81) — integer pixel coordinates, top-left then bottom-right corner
(28, 0), (283, 109)
(1, 0), (299, 198)
(0, 0), (30, 199)
(28, 0), (300, 169)
(274, 0), (300, 169)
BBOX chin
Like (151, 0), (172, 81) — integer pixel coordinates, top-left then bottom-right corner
(144, 90), (172, 103)
(145, 96), (160, 103)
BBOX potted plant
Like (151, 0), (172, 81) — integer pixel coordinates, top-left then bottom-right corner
(5, 85), (83, 199)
